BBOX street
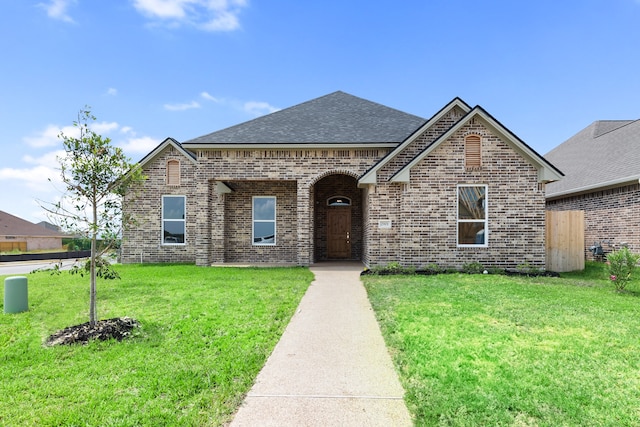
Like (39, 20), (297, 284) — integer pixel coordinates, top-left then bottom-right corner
(0, 259), (85, 276)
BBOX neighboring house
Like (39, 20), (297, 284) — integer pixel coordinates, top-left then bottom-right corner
(0, 210), (64, 251)
(37, 221), (62, 233)
(122, 91), (562, 269)
(545, 118), (640, 257)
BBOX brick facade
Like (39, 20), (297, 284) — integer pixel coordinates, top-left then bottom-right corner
(122, 101), (553, 270)
(546, 184), (640, 259)
(122, 148), (382, 265)
(365, 122), (547, 269)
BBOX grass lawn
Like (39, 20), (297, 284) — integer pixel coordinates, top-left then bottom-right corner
(364, 263), (640, 426)
(0, 264), (313, 426)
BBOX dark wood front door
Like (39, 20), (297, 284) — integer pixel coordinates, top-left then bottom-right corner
(327, 208), (351, 259)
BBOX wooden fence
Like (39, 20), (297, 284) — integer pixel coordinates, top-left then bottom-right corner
(546, 210), (585, 272)
(0, 241), (27, 252)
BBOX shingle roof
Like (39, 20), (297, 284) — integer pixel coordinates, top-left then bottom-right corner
(0, 210), (65, 237)
(545, 119), (640, 198)
(182, 91), (427, 145)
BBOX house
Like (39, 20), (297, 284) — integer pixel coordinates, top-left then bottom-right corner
(545, 118), (640, 258)
(122, 91), (562, 269)
(0, 210), (64, 252)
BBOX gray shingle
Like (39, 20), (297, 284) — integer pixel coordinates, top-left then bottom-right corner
(0, 210), (65, 237)
(545, 119), (640, 197)
(183, 91), (427, 145)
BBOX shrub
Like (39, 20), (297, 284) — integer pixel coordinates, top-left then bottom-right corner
(424, 263), (443, 274)
(371, 262), (416, 275)
(515, 261), (543, 274)
(462, 261), (484, 274)
(606, 247), (640, 292)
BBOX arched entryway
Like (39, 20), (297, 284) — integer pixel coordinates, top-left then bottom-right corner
(313, 174), (363, 261)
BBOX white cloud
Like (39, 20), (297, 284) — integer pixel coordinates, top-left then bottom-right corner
(201, 91), (222, 102)
(168, 91), (279, 117)
(164, 101), (201, 111)
(118, 136), (162, 154)
(39, 0), (76, 23)
(200, 9), (239, 31)
(23, 121), (121, 148)
(1, 119), (162, 224)
(132, 0), (187, 19)
(106, 87), (118, 96)
(0, 165), (60, 191)
(243, 101), (280, 116)
(23, 150), (66, 167)
(23, 124), (76, 148)
(132, 0), (248, 32)
(92, 121), (120, 134)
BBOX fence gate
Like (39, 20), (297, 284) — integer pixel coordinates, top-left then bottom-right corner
(546, 210), (585, 272)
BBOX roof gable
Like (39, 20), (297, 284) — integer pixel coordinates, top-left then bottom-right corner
(358, 97), (471, 185)
(182, 91), (427, 147)
(545, 119), (640, 198)
(390, 106), (563, 184)
(137, 137), (197, 169)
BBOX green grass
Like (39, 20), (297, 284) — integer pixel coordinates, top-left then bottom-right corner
(0, 264), (313, 426)
(364, 263), (640, 426)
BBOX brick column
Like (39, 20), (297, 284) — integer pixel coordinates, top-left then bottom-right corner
(210, 183), (226, 263)
(296, 181), (311, 266)
(194, 180), (211, 266)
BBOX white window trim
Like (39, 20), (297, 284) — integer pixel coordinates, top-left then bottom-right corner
(457, 184), (488, 248)
(162, 195), (186, 246)
(252, 196), (276, 246)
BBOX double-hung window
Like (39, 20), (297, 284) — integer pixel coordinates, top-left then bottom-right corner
(457, 185), (487, 246)
(253, 196), (276, 245)
(162, 195), (186, 244)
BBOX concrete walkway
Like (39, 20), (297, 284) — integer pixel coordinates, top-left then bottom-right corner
(230, 262), (412, 426)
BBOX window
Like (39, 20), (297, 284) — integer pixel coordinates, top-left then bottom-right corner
(253, 196), (276, 245)
(162, 195), (185, 244)
(167, 160), (180, 185)
(327, 196), (351, 206)
(465, 135), (482, 169)
(457, 185), (487, 246)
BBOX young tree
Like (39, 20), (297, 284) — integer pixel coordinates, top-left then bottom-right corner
(43, 107), (145, 326)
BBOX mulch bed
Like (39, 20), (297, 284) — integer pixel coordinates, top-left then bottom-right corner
(45, 317), (140, 346)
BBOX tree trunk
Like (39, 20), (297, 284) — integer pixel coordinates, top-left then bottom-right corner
(89, 197), (97, 327)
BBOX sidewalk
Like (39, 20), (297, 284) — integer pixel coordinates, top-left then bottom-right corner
(230, 262), (412, 426)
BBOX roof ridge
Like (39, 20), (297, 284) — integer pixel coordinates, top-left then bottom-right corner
(593, 119), (638, 139)
(184, 91), (353, 144)
(183, 91), (426, 145)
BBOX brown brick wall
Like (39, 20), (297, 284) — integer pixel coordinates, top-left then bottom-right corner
(123, 147), (385, 265)
(378, 107), (466, 181)
(366, 121), (547, 269)
(123, 122), (547, 269)
(122, 148), (198, 264)
(546, 184), (640, 258)
(223, 180), (298, 263)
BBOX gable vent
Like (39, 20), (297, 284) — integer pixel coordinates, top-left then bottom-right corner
(167, 159), (180, 186)
(465, 135), (482, 169)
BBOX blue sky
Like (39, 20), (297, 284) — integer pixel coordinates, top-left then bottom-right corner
(1, 0), (639, 223)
